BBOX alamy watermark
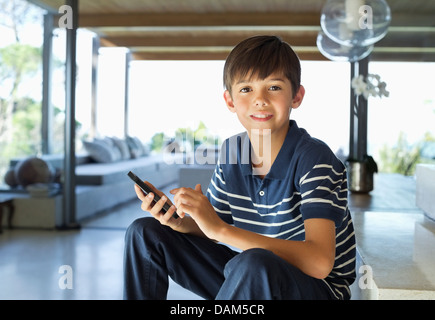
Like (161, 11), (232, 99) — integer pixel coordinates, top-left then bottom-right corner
(56, 4), (375, 30)
(58, 264), (73, 290)
(56, 263), (374, 291)
(162, 129), (272, 176)
(58, 5), (73, 29)
(358, 5), (373, 30)
(358, 264), (375, 290)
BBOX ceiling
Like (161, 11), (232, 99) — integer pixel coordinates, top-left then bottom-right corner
(30, 0), (435, 61)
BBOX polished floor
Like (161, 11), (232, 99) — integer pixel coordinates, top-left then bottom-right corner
(348, 173), (435, 299)
(1, 174), (434, 300)
(0, 183), (201, 300)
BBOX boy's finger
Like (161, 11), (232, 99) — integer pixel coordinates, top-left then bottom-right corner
(145, 181), (166, 198)
(162, 204), (180, 222)
(151, 195), (169, 216)
(169, 188), (179, 195)
(140, 192), (154, 211)
(134, 184), (148, 200)
(194, 184), (203, 194)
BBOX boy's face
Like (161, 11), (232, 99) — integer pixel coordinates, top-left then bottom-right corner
(223, 71), (304, 139)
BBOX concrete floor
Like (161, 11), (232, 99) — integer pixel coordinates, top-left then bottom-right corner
(0, 183), (201, 300)
(1, 174), (434, 300)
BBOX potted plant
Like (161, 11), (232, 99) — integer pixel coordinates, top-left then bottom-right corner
(346, 62), (388, 193)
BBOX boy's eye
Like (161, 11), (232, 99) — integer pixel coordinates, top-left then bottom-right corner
(269, 85), (281, 91)
(240, 87), (252, 93)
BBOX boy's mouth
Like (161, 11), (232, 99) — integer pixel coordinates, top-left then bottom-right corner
(250, 114), (273, 121)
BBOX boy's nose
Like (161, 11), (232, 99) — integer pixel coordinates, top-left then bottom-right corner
(253, 93), (268, 107)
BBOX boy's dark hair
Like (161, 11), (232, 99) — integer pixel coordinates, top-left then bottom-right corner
(223, 35), (301, 97)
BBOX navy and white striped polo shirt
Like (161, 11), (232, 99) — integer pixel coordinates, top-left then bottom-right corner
(206, 120), (356, 300)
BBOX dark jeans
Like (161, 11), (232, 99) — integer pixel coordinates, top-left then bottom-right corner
(123, 217), (333, 300)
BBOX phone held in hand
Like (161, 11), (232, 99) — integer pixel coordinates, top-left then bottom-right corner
(127, 171), (178, 219)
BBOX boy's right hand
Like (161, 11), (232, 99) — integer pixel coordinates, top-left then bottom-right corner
(133, 181), (181, 229)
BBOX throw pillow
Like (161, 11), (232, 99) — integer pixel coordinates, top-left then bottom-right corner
(94, 137), (122, 161)
(83, 140), (116, 163)
(111, 137), (131, 160)
(126, 136), (142, 158)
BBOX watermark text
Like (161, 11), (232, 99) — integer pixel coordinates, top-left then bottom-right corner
(359, 5), (373, 30)
(58, 264), (73, 290)
(359, 264), (374, 290)
(163, 129), (272, 176)
(58, 5), (73, 29)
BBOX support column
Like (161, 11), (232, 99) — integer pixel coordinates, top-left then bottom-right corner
(357, 56), (369, 160)
(124, 50), (131, 138)
(42, 13), (54, 155)
(349, 55), (369, 161)
(349, 61), (358, 160)
(90, 35), (99, 140)
(347, 55), (376, 193)
(62, 0), (79, 228)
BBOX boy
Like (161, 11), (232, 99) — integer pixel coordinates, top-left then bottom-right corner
(124, 35), (356, 300)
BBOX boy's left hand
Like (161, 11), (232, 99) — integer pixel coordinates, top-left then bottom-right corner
(170, 184), (225, 240)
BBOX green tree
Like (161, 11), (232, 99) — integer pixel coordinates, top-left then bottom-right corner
(175, 121), (220, 149)
(378, 132), (421, 176)
(151, 122), (220, 153)
(0, 43), (41, 141)
(150, 132), (167, 152)
(0, 0), (40, 43)
(1, 98), (41, 158)
(0, 0), (43, 179)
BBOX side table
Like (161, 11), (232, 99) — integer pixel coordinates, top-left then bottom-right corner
(0, 195), (15, 233)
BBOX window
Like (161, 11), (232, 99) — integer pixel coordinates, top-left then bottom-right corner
(128, 60), (243, 149)
(51, 28), (97, 154)
(95, 47), (128, 138)
(0, 0), (44, 181)
(368, 62), (435, 174)
(127, 60), (351, 156)
(296, 61), (350, 155)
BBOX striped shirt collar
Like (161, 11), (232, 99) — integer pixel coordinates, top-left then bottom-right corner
(240, 120), (306, 180)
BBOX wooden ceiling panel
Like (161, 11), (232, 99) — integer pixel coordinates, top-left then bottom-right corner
(79, 12), (321, 28)
(36, 0), (328, 14)
(99, 30), (319, 48)
(30, 0), (435, 61)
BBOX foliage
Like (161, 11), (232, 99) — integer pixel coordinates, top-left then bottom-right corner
(150, 121), (220, 153)
(0, 43), (42, 138)
(0, 43), (41, 83)
(7, 98), (41, 156)
(0, 0), (44, 180)
(0, 44), (43, 178)
(0, 0), (41, 43)
(378, 132), (435, 176)
(150, 132), (166, 152)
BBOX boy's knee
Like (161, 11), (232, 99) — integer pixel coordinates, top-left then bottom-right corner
(225, 248), (275, 276)
(125, 217), (162, 243)
(238, 248), (274, 264)
(126, 216), (152, 234)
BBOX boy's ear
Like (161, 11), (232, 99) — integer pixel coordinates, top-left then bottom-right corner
(223, 90), (236, 113)
(291, 85), (305, 110)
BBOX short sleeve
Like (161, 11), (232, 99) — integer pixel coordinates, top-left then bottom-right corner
(206, 162), (234, 225)
(298, 145), (348, 227)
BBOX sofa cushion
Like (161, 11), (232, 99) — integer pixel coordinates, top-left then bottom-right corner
(111, 137), (131, 160)
(83, 140), (120, 163)
(126, 136), (145, 158)
(76, 157), (147, 185)
(10, 154), (91, 170)
(74, 154), (186, 185)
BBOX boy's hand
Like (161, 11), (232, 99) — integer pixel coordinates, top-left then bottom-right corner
(134, 181), (181, 229)
(170, 184), (226, 240)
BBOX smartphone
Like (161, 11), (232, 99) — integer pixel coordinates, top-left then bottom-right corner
(127, 171), (178, 219)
